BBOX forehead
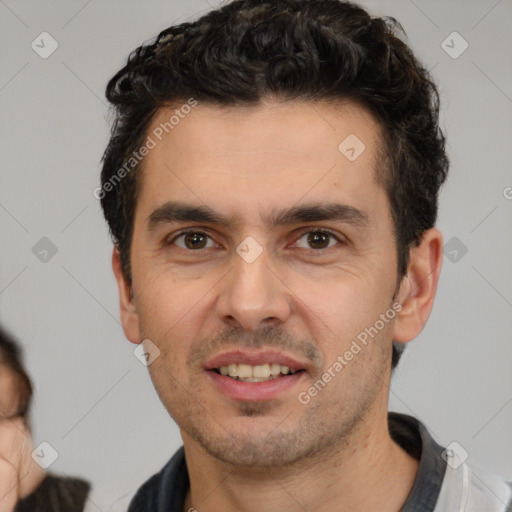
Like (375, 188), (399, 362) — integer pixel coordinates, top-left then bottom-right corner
(135, 99), (387, 227)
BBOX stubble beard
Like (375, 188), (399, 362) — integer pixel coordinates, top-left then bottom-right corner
(169, 363), (386, 470)
(146, 319), (393, 471)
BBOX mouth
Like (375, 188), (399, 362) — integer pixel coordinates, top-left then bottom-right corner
(204, 351), (308, 401)
(213, 362), (303, 382)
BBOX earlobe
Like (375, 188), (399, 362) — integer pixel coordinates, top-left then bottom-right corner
(112, 247), (142, 345)
(392, 228), (443, 343)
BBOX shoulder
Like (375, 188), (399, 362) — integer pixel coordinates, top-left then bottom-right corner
(436, 460), (512, 512)
(388, 412), (512, 512)
(14, 473), (91, 512)
(127, 471), (163, 512)
(127, 446), (188, 512)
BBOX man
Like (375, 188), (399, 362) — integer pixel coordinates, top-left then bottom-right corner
(0, 326), (91, 512)
(99, 0), (512, 510)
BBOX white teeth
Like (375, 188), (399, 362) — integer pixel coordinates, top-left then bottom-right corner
(216, 363), (300, 381)
(253, 364), (270, 378)
(237, 364), (252, 379)
(270, 363), (281, 376)
(227, 364), (237, 377)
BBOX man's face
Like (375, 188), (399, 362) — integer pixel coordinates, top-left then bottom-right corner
(123, 100), (405, 467)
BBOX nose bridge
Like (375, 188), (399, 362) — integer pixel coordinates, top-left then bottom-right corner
(216, 239), (291, 330)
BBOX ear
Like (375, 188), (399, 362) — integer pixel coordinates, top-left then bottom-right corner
(112, 247), (142, 345)
(392, 228), (443, 343)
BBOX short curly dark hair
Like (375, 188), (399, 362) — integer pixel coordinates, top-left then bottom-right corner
(100, 0), (448, 370)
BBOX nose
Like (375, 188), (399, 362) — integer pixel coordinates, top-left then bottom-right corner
(215, 243), (292, 331)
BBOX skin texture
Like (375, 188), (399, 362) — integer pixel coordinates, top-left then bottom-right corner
(113, 99), (443, 512)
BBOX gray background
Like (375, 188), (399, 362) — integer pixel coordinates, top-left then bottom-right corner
(1, 0), (511, 510)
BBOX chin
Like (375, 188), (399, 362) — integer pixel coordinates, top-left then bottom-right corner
(196, 430), (311, 467)
(182, 406), (338, 469)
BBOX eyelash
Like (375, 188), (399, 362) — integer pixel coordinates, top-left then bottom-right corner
(166, 228), (345, 252)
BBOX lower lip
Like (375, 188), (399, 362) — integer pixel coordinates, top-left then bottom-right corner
(206, 370), (305, 401)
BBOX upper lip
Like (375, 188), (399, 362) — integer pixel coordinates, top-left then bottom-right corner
(204, 350), (308, 372)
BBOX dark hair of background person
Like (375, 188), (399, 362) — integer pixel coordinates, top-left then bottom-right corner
(100, 0), (449, 370)
(0, 325), (92, 511)
(0, 325), (34, 428)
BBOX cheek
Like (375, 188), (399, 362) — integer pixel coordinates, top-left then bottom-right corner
(133, 270), (210, 364)
(291, 269), (392, 341)
(135, 262), (200, 321)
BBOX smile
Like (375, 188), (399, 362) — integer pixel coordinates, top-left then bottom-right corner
(214, 363), (301, 382)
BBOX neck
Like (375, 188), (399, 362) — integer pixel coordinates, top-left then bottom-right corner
(182, 403), (419, 512)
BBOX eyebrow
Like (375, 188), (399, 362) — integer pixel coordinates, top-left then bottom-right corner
(146, 201), (369, 232)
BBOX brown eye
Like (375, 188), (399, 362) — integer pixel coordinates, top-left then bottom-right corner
(172, 231), (214, 250)
(295, 230), (341, 250)
(307, 232), (330, 249)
